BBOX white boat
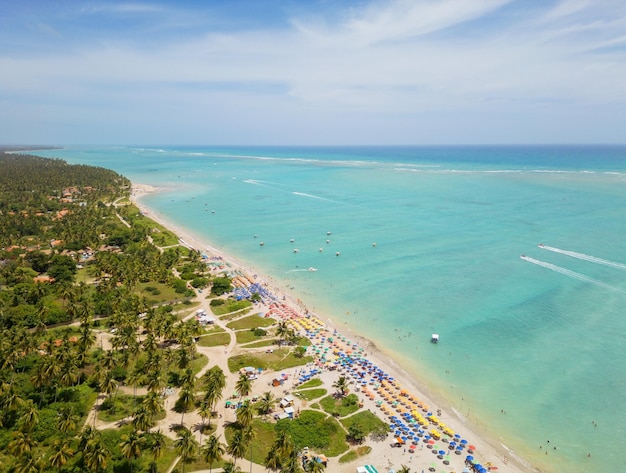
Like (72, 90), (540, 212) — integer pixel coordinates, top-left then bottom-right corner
(293, 249), (299, 253)
(431, 334), (439, 343)
(307, 267), (318, 272)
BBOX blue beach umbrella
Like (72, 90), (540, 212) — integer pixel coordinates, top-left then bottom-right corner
(465, 455), (474, 462)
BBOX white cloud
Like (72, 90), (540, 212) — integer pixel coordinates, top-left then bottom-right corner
(2, 0), (626, 143)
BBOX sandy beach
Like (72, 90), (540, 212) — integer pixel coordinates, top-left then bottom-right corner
(130, 183), (535, 473)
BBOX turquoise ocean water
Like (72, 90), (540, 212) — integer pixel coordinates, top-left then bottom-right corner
(35, 146), (626, 472)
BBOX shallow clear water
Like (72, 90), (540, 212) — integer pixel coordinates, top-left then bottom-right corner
(35, 145), (626, 472)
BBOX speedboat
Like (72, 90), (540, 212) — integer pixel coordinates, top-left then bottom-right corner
(308, 267), (318, 272)
(431, 334), (439, 344)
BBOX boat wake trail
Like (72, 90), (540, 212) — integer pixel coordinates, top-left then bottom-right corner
(292, 191), (338, 203)
(521, 255), (624, 293)
(538, 244), (626, 270)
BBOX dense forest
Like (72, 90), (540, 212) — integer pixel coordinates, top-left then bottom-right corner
(0, 150), (216, 472)
(0, 150), (353, 473)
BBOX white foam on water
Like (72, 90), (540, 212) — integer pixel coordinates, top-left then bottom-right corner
(521, 255), (625, 294)
(538, 244), (626, 270)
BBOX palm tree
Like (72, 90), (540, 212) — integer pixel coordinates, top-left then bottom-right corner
(119, 429), (142, 473)
(132, 405), (153, 433)
(8, 431), (35, 457)
(177, 384), (196, 427)
(203, 366), (225, 423)
(142, 390), (164, 422)
(257, 391), (276, 417)
(235, 373), (252, 400)
(201, 434), (225, 473)
(48, 440), (75, 470)
(83, 439), (110, 473)
(226, 428), (247, 467)
(19, 400), (39, 431)
(198, 398), (212, 443)
(305, 459), (326, 473)
(147, 429), (167, 473)
(222, 461), (243, 473)
(397, 466), (411, 473)
(57, 406), (77, 434)
(332, 376), (349, 397)
(174, 426), (199, 473)
(14, 453), (44, 473)
(236, 401), (254, 430)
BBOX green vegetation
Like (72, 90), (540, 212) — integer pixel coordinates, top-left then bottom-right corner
(341, 410), (389, 440)
(198, 332), (232, 347)
(228, 349), (313, 373)
(211, 299), (252, 316)
(320, 393), (361, 417)
(240, 338), (278, 348)
(226, 314), (274, 330)
(276, 410), (349, 457)
(296, 378), (323, 389)
(294, 388), (327, 401)
(339, 445), (372, 464)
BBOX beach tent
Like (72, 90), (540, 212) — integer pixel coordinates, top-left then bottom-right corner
(284, 406), (295, 418)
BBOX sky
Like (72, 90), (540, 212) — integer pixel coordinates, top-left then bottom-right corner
(1, 0), (625, 145)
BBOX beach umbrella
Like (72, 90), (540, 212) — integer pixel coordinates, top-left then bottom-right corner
(460, 439), (468, 445)
(438, 450), (446, 456)
(465, 455), (474, 462)
(468, 444), (477, 451)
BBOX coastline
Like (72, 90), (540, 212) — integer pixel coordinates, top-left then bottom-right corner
(131, 182), (536, 473)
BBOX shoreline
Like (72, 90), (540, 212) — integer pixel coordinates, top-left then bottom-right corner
(131, 182), (536, 473)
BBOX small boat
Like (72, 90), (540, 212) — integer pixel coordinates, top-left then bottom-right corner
(372, 242), (377, 247)
(326, 240), (330, 244)
(293, 249), (299, 253)
(431, 334), (439, 344)
(319, 248), (323, 252)
(259, 242), (265, 246)
(335, 252), (341, 256)
(290, 239), (295, 243)
(307, 267), (318, 272)
(327, 231), (332, 235)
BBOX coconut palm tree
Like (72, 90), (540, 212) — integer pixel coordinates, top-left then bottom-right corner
(14, 453), (44, 473)
(226, 428), (247, 467)
(83, 439), (110, 473)
(174, 426), (199, 473)
(257, 391), (276, 417)
(19, 400), (39, 432)
(397, 466), (411, 473)
(119, 429), (142, 473)
(332, 376), (349, 397)
(235, 373), (252, 401)
(177, 384), (196, 427)
(236, 401), (254, 430)
(8, 431), (35, 457)
(48, 440), (74, 470)
(147, 429), (166, 473)
(201, 434), (225, 473)
(305, 459), (326, 473)
(222, 461), (242, 473)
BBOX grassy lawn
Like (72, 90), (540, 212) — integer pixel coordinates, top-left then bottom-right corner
(294, 388), (327, 402)
(97, 394), (139, 422)
(227, 314), (275, 330)
(228, 349), (313, 373)
(339, 445), (372, 464)
(276, 410), (349, 457)
(135, 281), (188, 305)
(197, 332), (232, 347)
(341, 410), (389, 437)
(319, 394), (361, 418)
(210, 299), (253, 316)
(224, 418), (277, 466)
(190, 354), (209, 374)
(235, 330), (266, 344)
(241, 338), (279, 348)
(296, 378), (323, 389)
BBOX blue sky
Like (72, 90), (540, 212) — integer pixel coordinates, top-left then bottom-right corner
(1, 0), (625, 145)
